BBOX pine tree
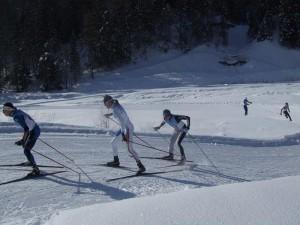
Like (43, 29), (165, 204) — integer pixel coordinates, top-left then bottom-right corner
(10, 56), (31, 92)
(0, 0), (299, 91)
(246, 0), (279, 41)
(69, 33), (81, 84)
(37, 51), (62, 91)
(279, 0), (300, 47)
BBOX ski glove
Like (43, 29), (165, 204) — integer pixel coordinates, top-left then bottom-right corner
(153, 126), (160, 131)
(15, 139), (24, 146)
(104, 113), (112, 118)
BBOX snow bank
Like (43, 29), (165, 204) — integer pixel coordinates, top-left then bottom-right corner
(45, 175), (300, 225)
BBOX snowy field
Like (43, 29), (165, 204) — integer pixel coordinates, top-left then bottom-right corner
(1, 41), (300, 224)
(1, 134), (300, 225)
(46, 175), (300, 225)
(1, 82), (300, 140)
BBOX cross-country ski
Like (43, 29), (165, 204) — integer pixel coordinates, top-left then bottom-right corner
(0, 163), (64, 169)
(139, 156), (193, 163)
(96, 163), (136, 172)
(0, 171), (67, 186)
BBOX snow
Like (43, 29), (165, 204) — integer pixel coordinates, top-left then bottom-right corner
(1, 83), (300, 140)
(76, 39), (300, 91)
(1, 134), (300, 225)
(1, 41), (300, 140)
(46, 175), (300, 225)
(0, 38), (300, 225)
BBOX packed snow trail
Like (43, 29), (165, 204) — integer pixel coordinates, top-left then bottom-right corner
(1, 134), (300, 225)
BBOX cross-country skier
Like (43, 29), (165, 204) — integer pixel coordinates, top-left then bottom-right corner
(2, 102), (41, 176)
(103, 95), (146, 175)
(153, 109), (190, 162)
(243, 97), (252, 116)
(280, 102), (292, 121)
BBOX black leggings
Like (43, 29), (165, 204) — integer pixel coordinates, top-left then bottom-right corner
(284, 111), (292, 121)
(177, 132), (187, 157)
(23, 135), (38, 166)
(23, 126), (40, 166)
(244, 105), (248, 115)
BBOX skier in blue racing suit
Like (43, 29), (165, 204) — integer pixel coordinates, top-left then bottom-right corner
(2, 102), (41, 176)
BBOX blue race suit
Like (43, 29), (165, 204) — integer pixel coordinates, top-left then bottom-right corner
(12, 109), (40, 165)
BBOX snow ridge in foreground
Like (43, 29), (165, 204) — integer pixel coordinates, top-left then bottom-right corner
(46, 175), (300, 225)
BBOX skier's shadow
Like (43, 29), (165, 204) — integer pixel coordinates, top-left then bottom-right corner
(153, 164), (250, 186)
(42, 174), (136, 200)
(150, 174), (213, 188)
(189, 165), (250, 183)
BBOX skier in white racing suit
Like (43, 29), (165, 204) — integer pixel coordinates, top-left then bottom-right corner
(103, 95), (146, 174)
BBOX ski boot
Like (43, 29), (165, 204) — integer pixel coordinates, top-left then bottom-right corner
(161, 153), (174, 160)
(106, 156), (120, 167)
(136, 161), (146, 175)
(27, 165), (40, 177)
(178, 155), (186, 165)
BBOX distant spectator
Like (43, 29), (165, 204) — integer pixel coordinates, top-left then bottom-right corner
(243, 97), (252, 116)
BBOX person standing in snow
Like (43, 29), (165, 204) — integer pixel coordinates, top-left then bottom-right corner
(2, 102), (41, 176)
(280, 102), (292, 121)
(243, 97), (252, 116)
(103, 95), (146, 174)
(154, 109), (190, 162)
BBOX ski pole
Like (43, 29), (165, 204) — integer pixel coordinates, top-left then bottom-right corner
(155, 129), (170, 145)
(38, 138), (94, 182)
(135, 133), (187, 156)
(33, 149), (84, 191)
(133, 133), (181, 156)
(106, 117), (181, 156)
(106, 117), (119, 127)
(107, 117), (149, 145)
(133, 133), (156, 149)
(107, 117), (159, 150)
(32, 149), (80, 174)
(39, 138), (74, 162)
(187, 133), (220, 173)
(126, 139), (182, 156)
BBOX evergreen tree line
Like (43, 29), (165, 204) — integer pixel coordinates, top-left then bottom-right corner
(0, 0), (299, 91)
